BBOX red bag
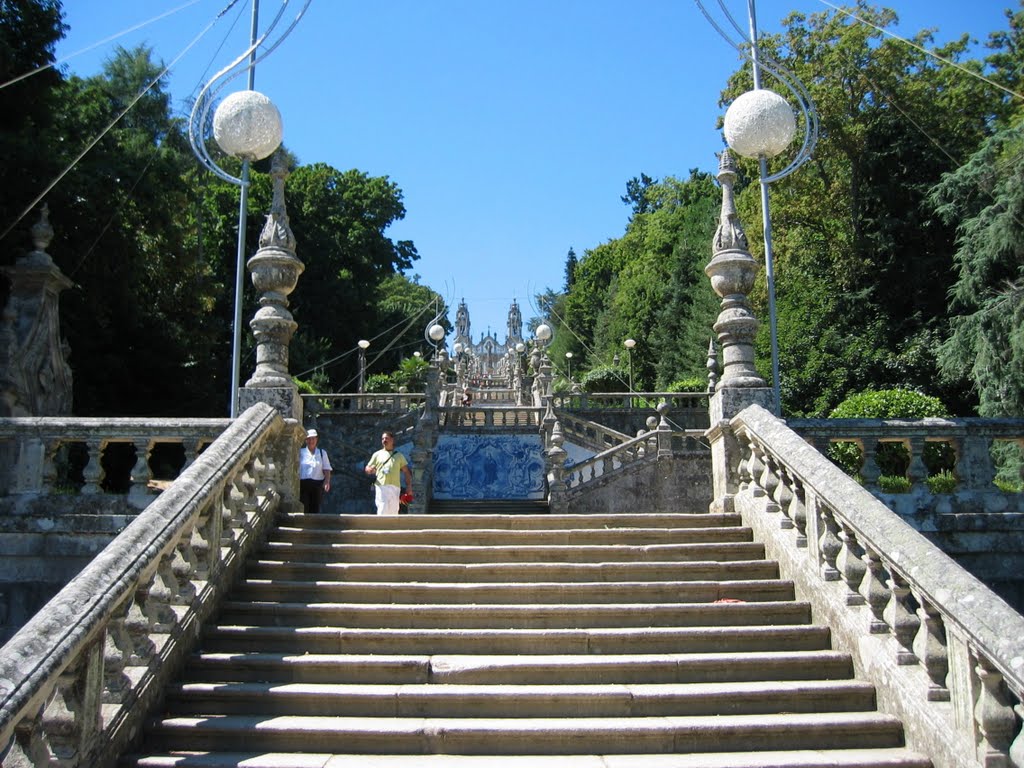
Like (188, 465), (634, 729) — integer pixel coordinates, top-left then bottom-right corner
(400, 492), (414, 505)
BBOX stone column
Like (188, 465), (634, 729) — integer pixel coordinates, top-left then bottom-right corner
(0, 205), (73, 417)
(704, 151), (775, 513)
(237, 152), (305, 422)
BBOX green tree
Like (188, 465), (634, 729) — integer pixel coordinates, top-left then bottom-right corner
(721, 2), (1005, 415)
(930, 123), (1024, 417)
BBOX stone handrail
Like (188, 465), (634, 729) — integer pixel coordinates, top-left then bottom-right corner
(789, 416), (1024, 513)
(0, 418), (232, 498)
(467, 388), (519, 403)
(302, 392), (425, 414)
(726, 403), (1024, 768)
(0, 403), (297, 767)
(563, 429), (658, 490)
(556, 412), (635, 454)
(551, 391), (709, 410)
(439, 406), (542, 430)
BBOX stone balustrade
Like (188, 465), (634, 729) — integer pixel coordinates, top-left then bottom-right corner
(439, 406), (541, 430)
(789, 416), (1024, 514)
(725, 403), (1024, 768)
(303, 392), (425, 414)
(0, 403), (297, 767)
(557, 413), (635, 454)
(551, 391), (709, 411)
(0, 417), (232, 500)
(563, 429), (656, 490)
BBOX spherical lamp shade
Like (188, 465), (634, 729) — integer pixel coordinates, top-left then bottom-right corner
(428, 323), (446, 342)
(723, 89), (796, 159)
(213, 90), (284, 160)
(535, 324), (552, 342)
(357, 339), (370, 350)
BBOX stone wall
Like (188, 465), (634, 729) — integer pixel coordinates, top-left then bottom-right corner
(565, 452), (712, 515)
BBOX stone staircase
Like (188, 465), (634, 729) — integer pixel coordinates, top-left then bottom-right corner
(122, 512), (932, 768)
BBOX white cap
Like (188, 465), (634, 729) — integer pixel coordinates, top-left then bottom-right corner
(306, 429), (318, 438)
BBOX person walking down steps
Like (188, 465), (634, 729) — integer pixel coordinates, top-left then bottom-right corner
(299, 429), (332, 514)
(364, 430), (413, 515)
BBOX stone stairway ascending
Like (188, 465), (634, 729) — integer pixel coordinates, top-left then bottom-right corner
(122, 512), (932, 768)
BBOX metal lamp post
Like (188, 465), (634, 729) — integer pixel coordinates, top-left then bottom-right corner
(187, 0), (313, 416)
(357, 339), (370, 393)
(624, 338), (636, 394)
(713, 0), (818, 415)
(565, 352), (573, 382)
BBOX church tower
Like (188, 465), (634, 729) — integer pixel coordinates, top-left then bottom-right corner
(454, 299), (471, 349)
(506, 299), (523, 345)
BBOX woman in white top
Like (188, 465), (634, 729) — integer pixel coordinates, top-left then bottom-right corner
(299, 428), (332, 514)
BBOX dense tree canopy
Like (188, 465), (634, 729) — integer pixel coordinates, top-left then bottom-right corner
(0, 1), (433, 415)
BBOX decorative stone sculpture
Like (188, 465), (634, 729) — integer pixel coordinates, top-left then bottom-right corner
(0, 205), (73, 416)
(237, 152), (304, 420)
(705, 150), (766, 390)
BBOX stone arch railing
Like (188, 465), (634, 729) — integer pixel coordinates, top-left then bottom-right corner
(0, 402), (300, 767)
(723, 403), (1024, 768)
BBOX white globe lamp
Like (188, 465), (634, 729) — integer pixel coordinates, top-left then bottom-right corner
(723, 89), (796, 159)
(428, 324), (446, 343)
(535, 324), (552, 343)
(213, 90), (284, 160)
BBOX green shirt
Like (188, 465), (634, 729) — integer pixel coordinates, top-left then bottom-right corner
(368, 449), (408, 487)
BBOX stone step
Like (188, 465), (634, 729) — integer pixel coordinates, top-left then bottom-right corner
(140, 712), (908, 755)
(268, 526), (754, 546)
(282, 513), (744, 530)
(163, 679), (878, 718)
(231, 578), (795, 604)
(428, 500), (551, 515)
(215, 599), (811, 629)
(258, 541), (767, 563)
(198, 625), (834, 655)
(183, 650), (855, 685)
(124, 749), (932, 768)
(242, 559), (781, 584)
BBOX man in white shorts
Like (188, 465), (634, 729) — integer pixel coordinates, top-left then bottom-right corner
(364, 431), (413, 515)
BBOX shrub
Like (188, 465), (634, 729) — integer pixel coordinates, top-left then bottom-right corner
(878, 475), (912, 493)
(580, 366), (630, 393)
(926, 470), (958, 494)
(364, 373), (395, 393)
(666, 377), (707, 393)
(827, 388), (952, 481)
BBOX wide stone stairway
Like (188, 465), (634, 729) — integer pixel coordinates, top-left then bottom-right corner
(122, 511), (932, 768)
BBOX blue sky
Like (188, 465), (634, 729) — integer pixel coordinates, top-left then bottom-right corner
(55, 0), (1013, 344)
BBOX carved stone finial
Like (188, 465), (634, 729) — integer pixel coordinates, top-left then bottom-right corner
(242, 150), (305, 405)
(259, 151), (297, 252)
(31, 204), (54, 253)
(707, 337), (719, 394)
(704, 151), (765, 390)
(713, 150), (748, 254)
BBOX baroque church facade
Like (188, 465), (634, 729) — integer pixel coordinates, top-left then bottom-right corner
(452, 299), (524, 379)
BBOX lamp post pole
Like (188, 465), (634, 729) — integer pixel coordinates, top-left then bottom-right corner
(357, 339), (369, 393)
(624, 338), (636, 406)
(565, 352), (573, 382)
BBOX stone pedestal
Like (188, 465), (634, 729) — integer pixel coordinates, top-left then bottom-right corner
(238, 385), (302, 421)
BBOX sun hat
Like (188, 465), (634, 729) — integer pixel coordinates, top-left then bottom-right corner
(306, 429), (318, 438)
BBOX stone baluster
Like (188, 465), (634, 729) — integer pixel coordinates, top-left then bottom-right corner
(746, 439), (766, 498)
(172, 522), (199, 606)
(836, 523), (866, 606)
(103, 596), (135, 705)
(906, 435), (928, 487)
(706, 337), (719, 394)
(786, 477), (808, 547)
(224, 474), (246, 540)
(818, 505), (842, 582)
(192, 495), (223, 580)
(911, 590), (950, 701)
(129, 437), (154, 500)
(884, 571), (919, 665)
(1011, 704), (1024, 767)
(42, 438), (61, 492)
(972, 653), (1018, 766)
(860, 438), (881, 488)
(81, 438), (106, 494)
(775, 466), (794, 530)
(860, 546), (891, 634)
(144, 553), (180, 632)
(123, 589), (157, 667)
(42, 637), (103, 766)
